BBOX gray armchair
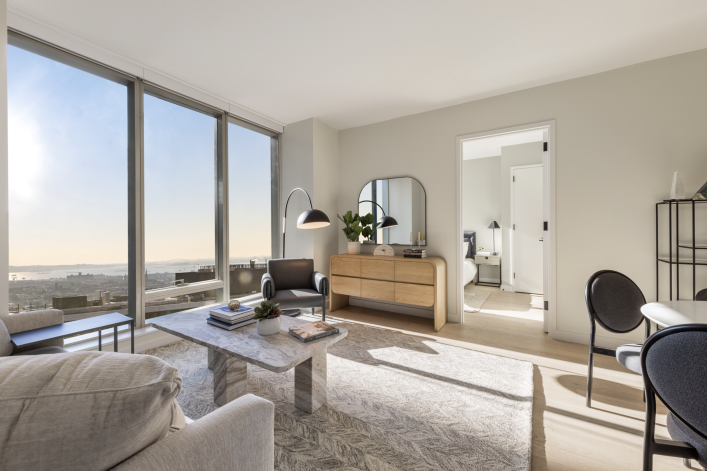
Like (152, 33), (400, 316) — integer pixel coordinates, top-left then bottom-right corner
(0, 309), (68, 357)
(261, 259), (328, 321)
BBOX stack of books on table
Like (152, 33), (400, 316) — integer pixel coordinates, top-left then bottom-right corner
(207, 305), (256, 331)
(404, 249), (427, 258)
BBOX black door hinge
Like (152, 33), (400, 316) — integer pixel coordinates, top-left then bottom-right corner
(543, 221), (548, 231)
(543, 142), (548, 152)
(513, 224), (515, 230)
(513, 176), (515, 182)
(544, 301), (548, 310)
(513, 273), (515, 279)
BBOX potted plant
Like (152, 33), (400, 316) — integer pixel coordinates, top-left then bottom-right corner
(337, 211), (363, 254)
(360, 213), (380, 244)
(254, 300), (282, 336)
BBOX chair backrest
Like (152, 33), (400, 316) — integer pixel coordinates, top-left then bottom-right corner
(267, 259), (314, 291)
(642, 325), (707, 439)
(696, 288), (707, 301)
(585, 270), (646, 333)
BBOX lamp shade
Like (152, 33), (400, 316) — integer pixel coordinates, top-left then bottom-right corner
(379, 215), (398, 229)
(487, 220), (500, 229)
(297, 209), (331, 229)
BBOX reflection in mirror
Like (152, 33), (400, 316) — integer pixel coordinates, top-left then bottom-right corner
(358, 177), (426, 245)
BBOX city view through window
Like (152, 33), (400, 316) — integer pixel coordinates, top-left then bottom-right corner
(8, 44), (273, 322)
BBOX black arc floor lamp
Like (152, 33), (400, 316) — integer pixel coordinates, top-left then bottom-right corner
(357, 200), (399, 230)
(281, 187), (331, 316)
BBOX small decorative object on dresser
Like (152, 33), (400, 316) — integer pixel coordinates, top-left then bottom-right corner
(374, 244), (395, 256)
(228, 300), (240, 310)
(253, 300), (282, 336)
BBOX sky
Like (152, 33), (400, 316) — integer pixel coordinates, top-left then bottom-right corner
(8, 44), (271, 267)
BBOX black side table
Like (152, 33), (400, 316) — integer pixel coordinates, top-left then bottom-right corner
(10, 312), (135, 353)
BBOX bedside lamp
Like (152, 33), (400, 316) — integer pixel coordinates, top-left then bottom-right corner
(487, 221), (500, 255)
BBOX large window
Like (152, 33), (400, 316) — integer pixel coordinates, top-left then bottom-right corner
(228, 121), (274, 298)
(7, 40), (128, 320)
(144, 94), (216, 291)
(6, 32), (279, 328)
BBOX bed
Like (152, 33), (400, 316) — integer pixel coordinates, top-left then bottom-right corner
(463, 231), (478, 287)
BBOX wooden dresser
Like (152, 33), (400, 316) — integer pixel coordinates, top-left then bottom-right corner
(329, 254), (447, 331)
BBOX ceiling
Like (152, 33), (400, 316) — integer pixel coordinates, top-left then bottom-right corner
(9, 1), (707, 130)
(463, 130), (544, 160)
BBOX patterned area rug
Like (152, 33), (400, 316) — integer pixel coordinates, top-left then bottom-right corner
(143, 317), (533, 471)
(464, 288), (491, 312)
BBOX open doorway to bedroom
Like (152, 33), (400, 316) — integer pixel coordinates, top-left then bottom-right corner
(457, 122), (556, 335)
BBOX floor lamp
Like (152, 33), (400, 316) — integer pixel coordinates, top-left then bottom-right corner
(281, 187), (331, 316)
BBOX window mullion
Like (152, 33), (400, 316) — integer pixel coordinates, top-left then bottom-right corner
(215, 113), (229, 303)
(129, 79), (146, 328)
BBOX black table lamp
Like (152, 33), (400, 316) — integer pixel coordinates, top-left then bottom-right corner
(281, 188), (330, 317)
(487, 220), (500, 255)
(357, 200), (398, 229)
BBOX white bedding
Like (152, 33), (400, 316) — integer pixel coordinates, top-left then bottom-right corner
(463, 259), (477, 287)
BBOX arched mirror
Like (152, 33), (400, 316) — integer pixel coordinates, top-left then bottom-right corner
(358, 177), (426, 245)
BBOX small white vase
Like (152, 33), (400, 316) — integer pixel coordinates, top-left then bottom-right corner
(257, 317), (281, 336)
(347, 241), (361, 254)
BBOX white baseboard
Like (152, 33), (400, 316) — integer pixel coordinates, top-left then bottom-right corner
(555, 329), (642, 349)
(349, 297), (434, 319)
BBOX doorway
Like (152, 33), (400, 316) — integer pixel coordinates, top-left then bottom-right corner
(456, 121), (556, 337)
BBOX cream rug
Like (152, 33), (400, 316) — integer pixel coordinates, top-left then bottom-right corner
(143, 316), (533, 471)
(464, 288), (491, 312)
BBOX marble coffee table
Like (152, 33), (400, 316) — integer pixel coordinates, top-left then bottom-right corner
(150, 305), (347, 413)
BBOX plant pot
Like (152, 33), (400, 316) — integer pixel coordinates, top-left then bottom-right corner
(257, 317), (281, 336)
(347, 241), (361, 254)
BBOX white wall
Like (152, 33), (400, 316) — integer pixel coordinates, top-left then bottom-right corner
(0, 2), (8, 315)
(500, 142), (544, 286)
(338, 47), (707, 346)
(281, 119), (314, 260)
(462, 156), (501, 282)
(312, 119), (339, 278)
(281, 118), (339, 277)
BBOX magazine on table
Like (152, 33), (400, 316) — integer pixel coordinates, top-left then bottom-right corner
(288, 321), (339, 343)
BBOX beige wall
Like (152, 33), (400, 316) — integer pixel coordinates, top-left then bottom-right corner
(312, 119), (340, 278)
(338, 47), (707, 347)
(462, 156), (501, 282)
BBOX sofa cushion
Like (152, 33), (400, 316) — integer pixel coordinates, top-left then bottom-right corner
(0, 351), (183, 471)
(0, 310), (64, 354)
(0, 319), (11, 357)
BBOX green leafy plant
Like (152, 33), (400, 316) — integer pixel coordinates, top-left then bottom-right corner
(360, 213), (380, 241)
(478, 246), (484, 251)
(254, 300), (282, 320)
(337, 211), (363, 242)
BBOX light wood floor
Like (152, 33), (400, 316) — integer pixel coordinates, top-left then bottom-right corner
(327, 285), (695, 471)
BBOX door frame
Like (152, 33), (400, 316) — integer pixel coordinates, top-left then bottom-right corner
(455, 120), (556, 338)
(510, 163), (543, 295)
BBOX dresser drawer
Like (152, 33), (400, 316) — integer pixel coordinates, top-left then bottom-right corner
(395, 283), (434, 307)
(361, 259), (394, 281)
(331, 257), (361, 277)
(395, 261), (434, 285)
(361, 279), (395, 302)
(331, 276), (361, 296)
(475, 255), (500, 266)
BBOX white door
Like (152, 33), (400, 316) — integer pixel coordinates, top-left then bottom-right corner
(512, 165), (544, 294)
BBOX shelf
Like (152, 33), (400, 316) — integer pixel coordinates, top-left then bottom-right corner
(657, 258), (707, 266)
(678, 244), (707, 250)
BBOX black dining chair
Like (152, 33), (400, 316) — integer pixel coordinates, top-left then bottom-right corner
(585, 270), (650, 407)
(641, 324), (707, 471)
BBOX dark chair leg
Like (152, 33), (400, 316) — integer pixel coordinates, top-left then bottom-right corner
(586, 350), (594, 408)
(322, 300), (326, 322)
(683, 458), (690, 468)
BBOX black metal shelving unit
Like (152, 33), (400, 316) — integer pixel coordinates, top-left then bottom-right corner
(656, 199), (707, 301)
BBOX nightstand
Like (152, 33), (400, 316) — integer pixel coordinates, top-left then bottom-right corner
(475, 254), (501, 287)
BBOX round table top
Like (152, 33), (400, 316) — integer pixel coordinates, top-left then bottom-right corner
(641, 301), (707, 328)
